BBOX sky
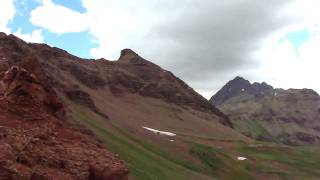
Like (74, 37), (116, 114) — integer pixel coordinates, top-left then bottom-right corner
(0, 0), (320, 99)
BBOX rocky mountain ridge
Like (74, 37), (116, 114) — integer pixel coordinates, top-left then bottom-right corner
(211, 76), (320, 145)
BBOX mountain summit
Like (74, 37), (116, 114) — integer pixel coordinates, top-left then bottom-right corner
(210, 76), (274, 105)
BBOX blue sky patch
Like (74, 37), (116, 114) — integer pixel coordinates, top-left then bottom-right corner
(52, 0), (86, 13)
(9, 0), (40, 33)
(8, 0), (95, 59)
(43, 30), (97, 58)
(286, 28), (310, 50)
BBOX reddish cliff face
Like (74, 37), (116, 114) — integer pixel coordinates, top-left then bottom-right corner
(0, 64), (128, 179)
(0, 65), (65, 119)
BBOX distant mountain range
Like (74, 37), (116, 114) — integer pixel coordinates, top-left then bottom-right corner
(210, 76), (320, 145)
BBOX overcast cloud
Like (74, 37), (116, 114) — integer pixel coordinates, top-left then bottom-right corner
(3, 0), (320, 98)
(143, 0), (300, 93)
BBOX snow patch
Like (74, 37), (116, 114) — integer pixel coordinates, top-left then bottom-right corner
(237, 156), (247, 161)
(241, 88), (245, 92)
(142, 126), (176, 137)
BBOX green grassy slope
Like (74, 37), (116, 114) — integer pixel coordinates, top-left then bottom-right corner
(72, 107), (320, 180)
(240, 145), (320, 178)
(73, 109), (213, 180)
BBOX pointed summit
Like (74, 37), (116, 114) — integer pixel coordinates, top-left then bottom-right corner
(117, 48), (163, 69)
(119, 48), (138, 59)
(230, 76), (251, 87)
(233, 76), (246, 81)
(118, 48), (141, 62)
(210, 76), (251, 105)
(210, 77), (274, 105)
(118, 48), (152, 65)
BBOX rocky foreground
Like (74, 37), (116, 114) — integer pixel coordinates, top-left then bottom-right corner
(0, 64), (128, 178)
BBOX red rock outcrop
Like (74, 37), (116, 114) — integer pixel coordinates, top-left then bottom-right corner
(0, 66), (128, 179)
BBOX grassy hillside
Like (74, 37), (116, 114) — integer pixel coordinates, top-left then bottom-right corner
(73, 108), (213, 180)
(72, 106), (320, 180)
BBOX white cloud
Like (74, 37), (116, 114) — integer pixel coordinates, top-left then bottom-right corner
(13, 28), (44, 43)
(29, 0), (178, 60)
(252, 0), (320, 93)
(0, 0), (15, 34)
(196, 89), (215, 100)
(30, 0), (90, 34)
(82, 0), (163, 60)
(254, 26), (320, 93)
(0, 0), (44, 44)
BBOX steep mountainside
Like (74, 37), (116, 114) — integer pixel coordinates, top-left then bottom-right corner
(0, 32), (245, 179)
(210, 77), (320, 146)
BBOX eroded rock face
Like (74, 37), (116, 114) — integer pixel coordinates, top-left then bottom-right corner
(65, 89), (96, 110)
(67, 64), (106, 89)
(0, 66), (128, 179)
(0, 66), (65, 119)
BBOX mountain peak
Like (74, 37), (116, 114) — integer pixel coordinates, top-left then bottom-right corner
(119, 48), (139, 59)
(233, 76), (246, 81)
(210, 77), (274, 105)
(229, 76), (251, 87)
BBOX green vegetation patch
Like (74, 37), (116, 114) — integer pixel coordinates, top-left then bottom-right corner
(112, 125), (203, 174)
(233, 119), (273, 141)
(240, 145), (320, 177)
(190, 143), (253, 180)
(73, 109), (212, 180)
(190, 143), (223, 173)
